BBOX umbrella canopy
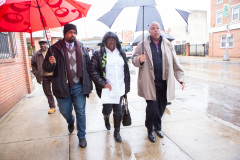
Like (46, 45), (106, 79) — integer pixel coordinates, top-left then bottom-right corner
(98, 6), (164, 30)
(98, 0), (163, 54)
(176, 8), (190, 25)
(0, 0), (32, 6)
(136, 6), (164, 31)
(111, 0), (156, 9)
(132, 32), (175, 46)
(0, 0), (91, 33)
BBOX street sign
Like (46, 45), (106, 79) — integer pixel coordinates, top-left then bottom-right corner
(223, 4), (229, 17)
(227, 30), (231, 37)
(44, 29), (51, 41)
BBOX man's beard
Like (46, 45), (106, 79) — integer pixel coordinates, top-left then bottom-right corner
(69, 37), (76, 43)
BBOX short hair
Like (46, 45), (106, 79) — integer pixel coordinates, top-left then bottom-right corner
(148, 21), (161, 30)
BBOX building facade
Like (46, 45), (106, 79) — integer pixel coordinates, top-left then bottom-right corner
(170, 10), (208, 45)
(209, 0), (240, 58)
(0, 32), (33, 118)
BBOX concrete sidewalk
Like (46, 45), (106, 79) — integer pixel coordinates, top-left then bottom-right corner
(1, 53), (240, 160)
(0, 76), (240, 160)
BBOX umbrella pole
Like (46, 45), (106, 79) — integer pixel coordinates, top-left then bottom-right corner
(36, 0), (53, 56)
(142, 6), (144, 55)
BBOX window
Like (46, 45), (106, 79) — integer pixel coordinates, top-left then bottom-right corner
(0, 32), (17, 59)
(221, 35), (233, 48)
(232, 6), (239, 21)
(216, 11), (223, 24)
(217, 0), (223, 4)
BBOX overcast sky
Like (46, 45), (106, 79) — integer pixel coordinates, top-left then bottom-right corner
(74, 0), (211, 39)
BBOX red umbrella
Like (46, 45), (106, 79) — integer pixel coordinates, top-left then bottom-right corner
(0, 0), (33, 6)
(0, 0), (91, 52)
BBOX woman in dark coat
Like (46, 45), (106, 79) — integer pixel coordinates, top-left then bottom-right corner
(89, 31), (130, 143)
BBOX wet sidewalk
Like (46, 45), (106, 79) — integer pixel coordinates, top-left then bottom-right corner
(1, 55), (240, 160)
(177, 55), (240, 63)
(1, 77), (240, 160)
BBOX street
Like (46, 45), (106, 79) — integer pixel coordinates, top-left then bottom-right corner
(0, 58), (240, 160)
(176, 60), (240, 127)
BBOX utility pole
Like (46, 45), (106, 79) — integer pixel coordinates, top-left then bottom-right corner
(223, 0), (231, 61)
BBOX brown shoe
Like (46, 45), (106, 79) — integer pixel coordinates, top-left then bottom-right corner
(48, 108), (56, 114)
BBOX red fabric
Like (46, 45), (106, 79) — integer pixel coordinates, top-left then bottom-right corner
(0, 0), (32, 6)
(0, 0), (91, 32)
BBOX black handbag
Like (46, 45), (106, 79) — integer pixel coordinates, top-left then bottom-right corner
(121, 95), (131, 126)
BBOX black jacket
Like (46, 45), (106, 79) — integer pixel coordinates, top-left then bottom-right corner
(89, 49), (130, 98)
(43, 39), (92, 98)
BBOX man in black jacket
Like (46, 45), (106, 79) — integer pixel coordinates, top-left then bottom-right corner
(43, 23), (92, 148)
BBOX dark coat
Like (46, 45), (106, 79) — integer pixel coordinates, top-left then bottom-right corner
(89, 49), (130, 98)
(43, 39), (92, 98)
(31, 50), (44, 84)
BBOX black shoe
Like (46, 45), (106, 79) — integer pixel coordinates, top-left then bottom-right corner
(148, 132), (156, 143)
(104, 115), (111, 130)
(68, 123), (74, 134)
(154, 129), (164, 138)
(79, 137), (87, 148)
(114, 129), (122, 143)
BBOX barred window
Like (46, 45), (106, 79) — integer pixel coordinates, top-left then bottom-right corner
(0, 32), (17, 59)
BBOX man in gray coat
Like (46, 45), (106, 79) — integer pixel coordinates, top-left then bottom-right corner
(31, 39), (56, 114)
(132, 21), (185, 143)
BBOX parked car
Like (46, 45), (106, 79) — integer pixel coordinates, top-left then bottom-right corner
(121, 42), (133, 60)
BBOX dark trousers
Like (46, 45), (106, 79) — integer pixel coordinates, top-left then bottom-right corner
(42, 76), (56, 108)
(102, 96), (123, 116)
(145, 81), (167, 133)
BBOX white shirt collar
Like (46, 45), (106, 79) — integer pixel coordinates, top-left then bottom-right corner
(65, 41), (74, 48)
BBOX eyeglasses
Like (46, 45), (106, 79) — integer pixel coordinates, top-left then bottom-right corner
(106, 39), (116, 43)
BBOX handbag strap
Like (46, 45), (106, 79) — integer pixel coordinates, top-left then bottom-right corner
(124, 95), (129, 114)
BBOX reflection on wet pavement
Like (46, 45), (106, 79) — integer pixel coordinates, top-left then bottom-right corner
(176, 61), (240, 127)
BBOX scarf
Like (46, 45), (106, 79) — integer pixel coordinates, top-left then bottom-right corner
(61, 39), (83, 88)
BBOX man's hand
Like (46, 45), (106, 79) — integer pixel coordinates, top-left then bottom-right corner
(139, 54), (146, 63)
(49, 56), (56, 65)
(181, 82), (185, 90)
(104, 83), (112, 91)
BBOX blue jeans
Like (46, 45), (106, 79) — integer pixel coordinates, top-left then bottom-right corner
(57, 82), (86, 138)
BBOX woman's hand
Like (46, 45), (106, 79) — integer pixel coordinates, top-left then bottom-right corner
(104, 83), (112, 91)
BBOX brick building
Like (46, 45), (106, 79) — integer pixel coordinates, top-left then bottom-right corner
(209, 0), (240, 58)
(0, 32), (33, 118)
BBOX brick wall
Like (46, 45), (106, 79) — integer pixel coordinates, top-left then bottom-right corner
(209, 0), (240, 58)
(209, 29), (240, 57)
(0, 32), (34, 118)
(210, 0), (240, 27)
